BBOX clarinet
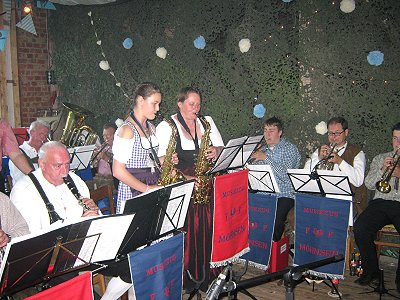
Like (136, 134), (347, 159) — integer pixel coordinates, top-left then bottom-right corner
(63, 175), (91, 212)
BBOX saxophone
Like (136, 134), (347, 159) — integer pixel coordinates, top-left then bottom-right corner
(193, 115), (213, 204)
(157, 117), (186, 186)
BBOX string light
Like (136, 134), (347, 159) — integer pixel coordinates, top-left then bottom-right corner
(22, 1), (32, 14)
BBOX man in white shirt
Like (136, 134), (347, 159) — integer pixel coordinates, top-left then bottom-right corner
(304, 117), (367, 216)
(9, 120), (50, 186)
(10, 141), (99, 232)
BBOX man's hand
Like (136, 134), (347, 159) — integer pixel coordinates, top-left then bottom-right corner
(81, 198), (100, 217)
(251, 150), (267, 162)
(0, 229), (10, 248)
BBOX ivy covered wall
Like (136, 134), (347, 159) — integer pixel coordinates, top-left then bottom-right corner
(48, 0), (399, 164)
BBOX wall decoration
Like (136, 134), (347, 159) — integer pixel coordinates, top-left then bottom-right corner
(193, 35), (206, 49)
(367, 50), (384, 66)
(340, 0), (356, 13)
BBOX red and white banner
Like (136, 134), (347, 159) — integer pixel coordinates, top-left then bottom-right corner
(25, 272), (94, 300)
(211, 169), (249, 267)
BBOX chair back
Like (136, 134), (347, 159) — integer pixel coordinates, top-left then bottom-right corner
(90, 184), (115, 215)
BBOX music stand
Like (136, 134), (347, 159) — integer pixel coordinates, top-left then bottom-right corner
(247, 164), (280, 193)
(208, 135), (263, 175)
(117, 180), (194, 257)
(68, 144), (96, 171)
(0, 214), (134, 297)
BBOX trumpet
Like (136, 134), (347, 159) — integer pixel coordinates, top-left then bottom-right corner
(317, 143), (337, 170)
(89, 142), (111, 167)
(376, 148), (400, 193)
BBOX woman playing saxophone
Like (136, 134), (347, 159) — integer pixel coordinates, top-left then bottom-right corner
(156, 87), (224, 293)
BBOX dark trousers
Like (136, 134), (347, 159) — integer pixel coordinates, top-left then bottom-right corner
(273, 197), (294, 242)
(353, 199), (400, 278)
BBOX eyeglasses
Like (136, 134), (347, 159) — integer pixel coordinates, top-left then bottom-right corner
(327, 131), (345, 137)
(393, 136), (400, 142)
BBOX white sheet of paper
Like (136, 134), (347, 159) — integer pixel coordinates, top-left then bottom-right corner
(68, 144), (96, 170)
(248, 164), (280, 193)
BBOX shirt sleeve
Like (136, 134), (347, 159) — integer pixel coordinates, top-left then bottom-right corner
(303, 149), (320, 171)
(0, 192), (29, 238)
(112, 134), (135, 164)
(364, 154), (384, 190)
(206, 116), (224, 147)
(338, 150), (366, 187)
(156, 120), (173, 157)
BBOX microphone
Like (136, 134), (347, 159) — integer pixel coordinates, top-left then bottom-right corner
(205, 265), (230, 300)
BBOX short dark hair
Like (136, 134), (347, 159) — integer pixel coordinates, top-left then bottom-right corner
(132, 82), (161, 106)
(392, 122), (400, 133)
(103, 122), (117, 131)
(264, 117), (283, 132)
(327, 117), (348, 130)
(177, 87), (202, 103)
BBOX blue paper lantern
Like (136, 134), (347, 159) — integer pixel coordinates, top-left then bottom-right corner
(282, 0), (294, 3)
(193, 35), (206, 49)
(123, 38), (133, 50)
(253, 104), (266, 119)
(367, 50), (384, 66)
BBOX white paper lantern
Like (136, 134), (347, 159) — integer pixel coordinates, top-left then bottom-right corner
(99, 60), (110, 70)
(340, 0), (355, 13)
(239, 38), (251, 53)
(156, 47), (167, 59)
(315, 121), (328, 135)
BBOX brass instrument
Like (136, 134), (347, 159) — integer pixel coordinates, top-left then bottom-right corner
(157, 117), (186, 186)
(193, 115), (213, 204)
(317, 143), (337, 170)
(90, 142), (110, 167)
(63, 175), (91, 212)
(376, 148), (400, 194)
(59, 102), (98, 147)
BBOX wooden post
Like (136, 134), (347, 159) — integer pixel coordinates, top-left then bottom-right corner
(0, 0), (7, 120)
(10, 0), (21, 126)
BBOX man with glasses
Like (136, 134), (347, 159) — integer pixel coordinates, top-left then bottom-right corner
(304, 116), (367, 216)
(353, 122), (400, 288)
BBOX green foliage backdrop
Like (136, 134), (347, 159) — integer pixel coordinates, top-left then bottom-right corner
(49, 0), (399, 165)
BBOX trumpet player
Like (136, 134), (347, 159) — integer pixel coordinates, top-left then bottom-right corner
(354, 122), (400, 289)
(92, 122), (117, 178)
(304, 116), (367, 216)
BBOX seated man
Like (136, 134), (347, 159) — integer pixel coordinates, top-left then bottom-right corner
(353, 122), (400, 289)
(0, 191), (29, 248)
(9, 120), (50, 186)
(11, 141), (99, 232)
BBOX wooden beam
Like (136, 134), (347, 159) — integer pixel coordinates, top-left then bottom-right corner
(0, 0), (8, 120)
(10, 0), (21, 126)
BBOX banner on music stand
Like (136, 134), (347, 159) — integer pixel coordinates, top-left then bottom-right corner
(129, 233), (184, 300)
(211, 170), (249, 267)
(294, 193), (350, 279)
(25, 272), (93, 300)
(240, 193), (277, 270)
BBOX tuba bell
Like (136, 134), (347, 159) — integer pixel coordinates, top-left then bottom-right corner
(59, 102), (98, 147)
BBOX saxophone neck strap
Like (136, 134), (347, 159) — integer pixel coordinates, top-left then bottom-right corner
(176, 111), (199, 150)
(129, 111), (161, 170)
(28, 173), (63, 224)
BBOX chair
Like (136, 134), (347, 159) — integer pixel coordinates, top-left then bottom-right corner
(374, 224), (400, 260)
(90, 184), (115, 215)
(89, 184), (115, 296)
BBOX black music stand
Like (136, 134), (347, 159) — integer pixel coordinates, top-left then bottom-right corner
(247, 164), (280, 193)
(207, 135), (263, 175)
(68, 144), (96, 171)
(117, 180), (194, 257)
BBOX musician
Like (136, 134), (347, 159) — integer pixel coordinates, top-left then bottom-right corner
(0, 191), (29, 248)
(0, 118), (33, 177)
(353, 122), (400, 289)
(304, 116), (367, 216)
(10, 141), (99, 232)
(9, 120), (50, 186)
(92, 122), (117, 177)
(250, 117), (301, 241)
(156, 86), (224, 292)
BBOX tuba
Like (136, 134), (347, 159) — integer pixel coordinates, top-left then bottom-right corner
(376, 148), (400, 194)
(157, 117), (186, 186)
(317, 143), (337, 170)
(59, 102), (98, 147)
(193, 114), (213, 204)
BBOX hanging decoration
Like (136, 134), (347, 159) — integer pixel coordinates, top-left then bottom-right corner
(239, 38), (251, 53)
(367, 50), (384, 66)
(36, 1), (56, 10)
(340, 0), (356, 13)
(88, 11), (130, 99)
(315, 121), (328, 135)
(253, 104), (266, 118)
(156, 47), (167, 59)
(122, 38), (133, 49)
(193, 35), (206, 49)
(0, 30), (9, 52)
(16, 14), (37, 35)
(282, 0), (294, 3)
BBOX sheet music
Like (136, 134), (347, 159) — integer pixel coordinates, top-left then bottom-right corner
(230, 135), (263, 168)
(68, 144), (96, 170)
(160, 181), (194, 234)
(316, 170), (353, 196)
(247, 164), (280, 193)
(287, 169), (321, 193)
(79, 214), (135, 263)
(212, 136), (248, 171)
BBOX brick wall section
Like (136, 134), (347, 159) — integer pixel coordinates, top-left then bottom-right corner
(17, 10), (52, 126)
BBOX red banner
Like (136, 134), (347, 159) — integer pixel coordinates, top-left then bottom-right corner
(211, 170), (249, 267)
(25, 272), (94, 300)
